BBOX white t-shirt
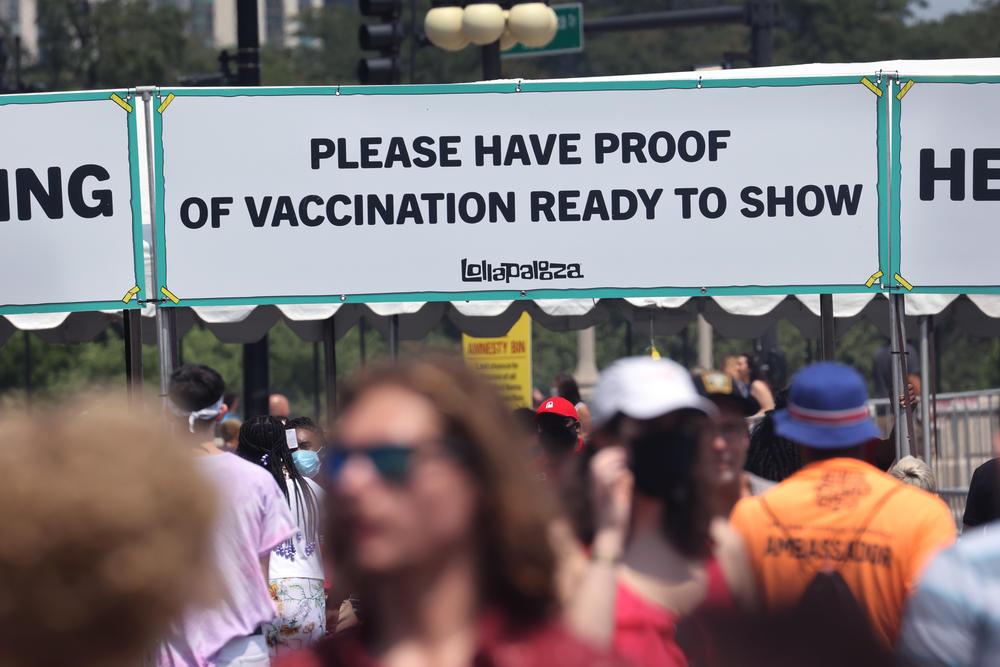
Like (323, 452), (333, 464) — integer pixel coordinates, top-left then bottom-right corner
(268, 476), (325, 581)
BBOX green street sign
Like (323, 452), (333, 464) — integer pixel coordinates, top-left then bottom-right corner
(502, 3), (583, 59)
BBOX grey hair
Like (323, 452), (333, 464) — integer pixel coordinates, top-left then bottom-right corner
(888, 456), (937, 493)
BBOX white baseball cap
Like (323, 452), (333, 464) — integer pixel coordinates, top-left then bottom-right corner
(590, 357), (717, 429)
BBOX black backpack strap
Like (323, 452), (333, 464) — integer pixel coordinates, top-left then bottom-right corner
(758, 481), (906, 576)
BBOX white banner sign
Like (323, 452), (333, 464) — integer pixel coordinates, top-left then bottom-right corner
(897, 79), (1000, 291)
(154, 80), (884, 305)
(0, 92), (143, 314)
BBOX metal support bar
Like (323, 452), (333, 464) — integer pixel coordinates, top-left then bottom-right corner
(389, 315), (400, 361)
(679, 314), (692, 367)
(243, 337), (269, 418)
(697, 314), (713, 370)
(233, 3), (264, 417)
(173, 311), (183, 366)
(920, 317), (932, 463)
(123, 309), (143, 401)
(750, 24), (773, 66)
(23, 331), (32, 409)
(481, 41), (501, 80)
(895, 300), (917, 458)
(819, 294), (835, 361)
(14, 35), (23, 90)
(323, 318), (337, 425)
(313, 341), (321, 421)
(889, 294), (905, 462)
(359, 318), (367, 367)
(154, 294), (176, 393)
(140, 89), (174, 400)
(166, 309), (180, 366)
(583, 6), (744, 34)
(930, 324), (939, 458)
(236, 0), (261, 86)
(409, 0), (418, 83)
(575, 327), (599, 401)
(747, 0), (777, 66)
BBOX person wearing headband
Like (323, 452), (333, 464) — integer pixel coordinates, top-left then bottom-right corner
(157, 364), (298, 667)
(168, 394), (227, 434)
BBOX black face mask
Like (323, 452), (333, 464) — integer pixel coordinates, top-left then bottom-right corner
(629, 426), (701, 498)
(538, 416), (577, 454)
(629, 430), (674, 496)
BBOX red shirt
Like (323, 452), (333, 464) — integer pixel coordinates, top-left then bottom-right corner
(276, 612), (629, 667)
(613, 557), (734, 667)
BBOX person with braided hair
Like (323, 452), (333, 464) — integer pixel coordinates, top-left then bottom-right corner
(238, 417), (327, 657)
(745, 409), (803, 485)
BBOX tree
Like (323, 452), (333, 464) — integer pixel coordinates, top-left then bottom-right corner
(903, 1), (1000, 59)
(260, 4), (362, 86)
(28, 0), (217, 91)
(772, 0), (913, 64)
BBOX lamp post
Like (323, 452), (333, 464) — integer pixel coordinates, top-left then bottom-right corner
(236, 0), (270, 418)
(424, 1), (558, 80)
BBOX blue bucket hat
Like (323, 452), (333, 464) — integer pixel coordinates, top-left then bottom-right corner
(773, 362), (880, 449)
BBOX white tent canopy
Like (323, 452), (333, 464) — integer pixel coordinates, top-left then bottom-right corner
(5, 291), (1000, 346)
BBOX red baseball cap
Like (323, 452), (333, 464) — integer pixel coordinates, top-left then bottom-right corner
(536, 396), (579, 421)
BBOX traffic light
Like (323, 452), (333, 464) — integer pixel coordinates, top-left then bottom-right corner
(358, 0), (403, 84)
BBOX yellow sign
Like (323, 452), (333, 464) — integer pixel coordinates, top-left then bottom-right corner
(462, 312), (532, 409)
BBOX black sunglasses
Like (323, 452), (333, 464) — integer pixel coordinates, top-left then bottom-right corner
(324, 444), (417, 483)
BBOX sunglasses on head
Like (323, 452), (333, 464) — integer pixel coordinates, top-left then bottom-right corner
(324, 444), (418, 483)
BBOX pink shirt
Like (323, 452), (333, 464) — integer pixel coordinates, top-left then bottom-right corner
(157, 453), (298, 666)
(276, 612), (629, 667)
(613, 558), (733, 667)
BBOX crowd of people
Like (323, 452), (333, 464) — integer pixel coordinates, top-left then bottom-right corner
(1, 351), (998, 667)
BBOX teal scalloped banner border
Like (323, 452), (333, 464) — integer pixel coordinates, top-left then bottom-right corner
(164, 283), (878, 309)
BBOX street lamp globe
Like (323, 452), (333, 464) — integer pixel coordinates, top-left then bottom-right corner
(425, 5), (469, 51)
(508, 2), (557, 48)
(462, 3), (507, 45)
(499, 10), (518, 50)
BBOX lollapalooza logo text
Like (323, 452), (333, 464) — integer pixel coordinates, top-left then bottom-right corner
(461, 258), (584, 283)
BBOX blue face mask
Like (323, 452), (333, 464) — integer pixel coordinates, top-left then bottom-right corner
(293, 449), (321, 478)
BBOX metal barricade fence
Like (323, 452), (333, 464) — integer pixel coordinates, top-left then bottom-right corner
(867, 389), (1000, 528)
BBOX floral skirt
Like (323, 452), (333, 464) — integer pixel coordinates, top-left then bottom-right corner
(264, 577), (326, 656)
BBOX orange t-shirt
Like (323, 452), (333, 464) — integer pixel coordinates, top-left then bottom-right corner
(729, 457), (955, 648)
